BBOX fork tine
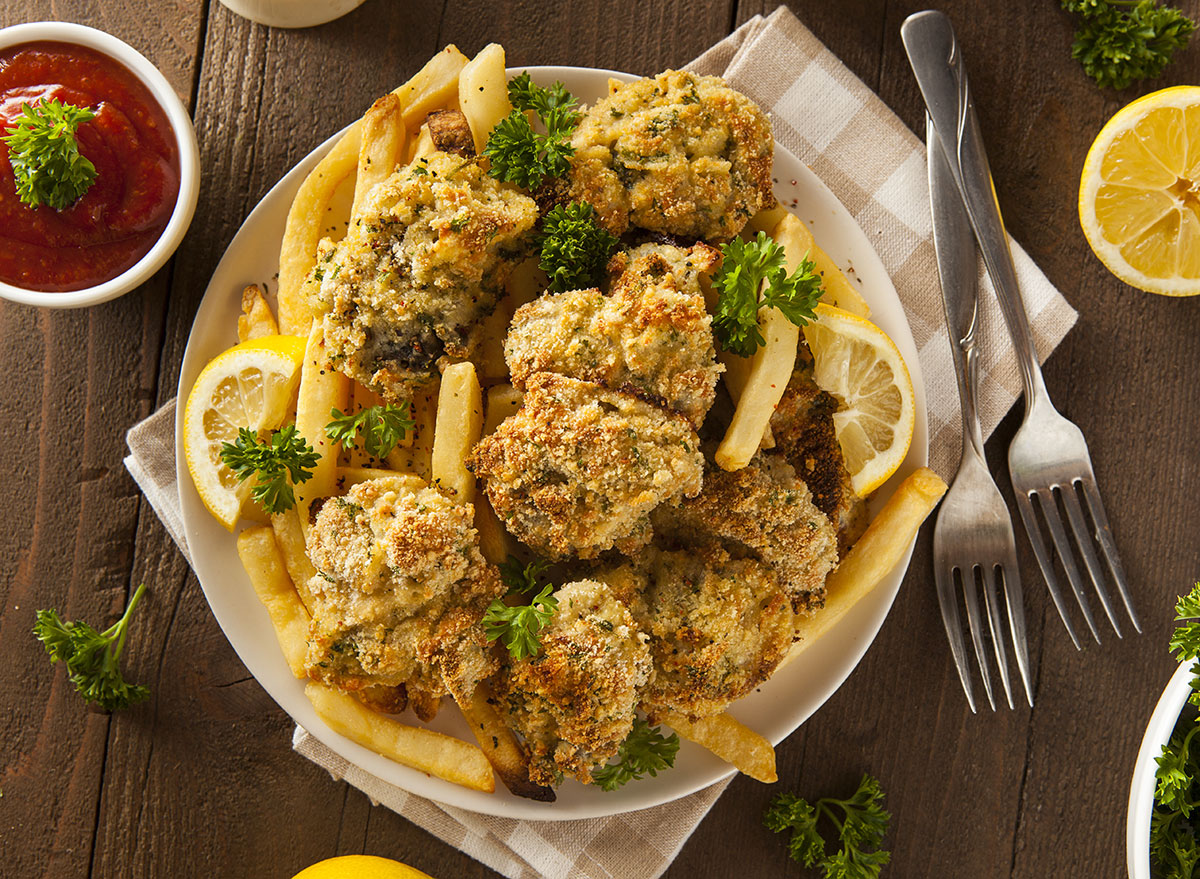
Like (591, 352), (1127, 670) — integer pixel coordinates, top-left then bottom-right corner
(1034, 488), (1102, 643)
(960, 565), (996, 711)
(1079, 476), (1142, 633)
(998, 561), (1033, 706)
(935, 562), (976, 713)
(1013, 490), (1083, 650)
(1060, 481), (1123, 637)
(979, 564), (1014, 709)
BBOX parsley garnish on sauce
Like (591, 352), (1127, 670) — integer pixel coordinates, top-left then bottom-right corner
(2, 99), (98, 210)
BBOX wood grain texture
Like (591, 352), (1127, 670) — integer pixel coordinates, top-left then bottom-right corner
(3, 0), (1200, 876)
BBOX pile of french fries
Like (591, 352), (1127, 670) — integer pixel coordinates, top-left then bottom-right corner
(227, 42), (947, 800)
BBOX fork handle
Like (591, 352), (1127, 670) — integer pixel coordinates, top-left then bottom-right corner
(902, 10), (1048, 408)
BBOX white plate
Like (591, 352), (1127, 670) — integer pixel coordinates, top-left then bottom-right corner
(175, 66), (929, 819)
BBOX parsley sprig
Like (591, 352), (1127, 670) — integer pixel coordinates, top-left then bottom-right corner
(591, 718), (680, 790)
(3, 99), (98, 210)
(325, 403), (415, 460)
(219, 424), (320, 514)
(1152, 582), (1200, 878)
(712, 231), (823, 357)
(484, 555), (558, 661)
(484, 72), (580, 190)
(764, 774), (891, 879)
(1062, 1), (1195, 89)
(537, 202), (618, 293)
(34, 583), (150, 712)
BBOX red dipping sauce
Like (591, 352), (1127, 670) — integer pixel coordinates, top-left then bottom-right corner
(0, 41), (180, 292)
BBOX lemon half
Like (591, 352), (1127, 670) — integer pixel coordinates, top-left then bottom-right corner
(291, 855), (434, 879)
(1080, 85), (1200, 296)
(802, 304), (915, 497)
(183, 335), (305, 530)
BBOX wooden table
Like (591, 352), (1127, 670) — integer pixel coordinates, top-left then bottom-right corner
(3, 1), (1195, 875)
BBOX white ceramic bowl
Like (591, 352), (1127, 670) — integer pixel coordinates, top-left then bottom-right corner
(1128, 661), (1193, 878)
(0, 21), (199, 308)
(216, 0), (366, 29)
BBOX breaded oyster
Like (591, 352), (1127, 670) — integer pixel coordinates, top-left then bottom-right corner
(494, 580), (651, 786)
(471, 372), (704, 560)
(304, 477), (503, 718)
(600, 543), (794, 719)
(504, 242), (722, 427)
(652, 453), (839, 616)
(569, 69), (773, 242)
(313, 152), (538, 399)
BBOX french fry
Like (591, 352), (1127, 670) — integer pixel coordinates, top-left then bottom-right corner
(305, 682), (495, 793)
(389, 380), (439, 477)
(295, 323), (349, 537)
(408, 124), (436, 163)
(270, 507), (317, 611)
(236, 526), (310, 679)
(278, 130), (360, 335)
(431, 362), (483, 504)
(505, 256), (545, 308)
(473, 494), (510, 565)
(238, 284), (278, 342)
(458, 43), (512, 154)
(812, 244), (871, 319)
(664, 711), (777, 783)
(352, 93), (407, 221)
(477, 297), (515, 382)
(483, 384), (523, 436)
(393, 45), (470, 134)
(745, 204), (787, 237)
(339, 468), (425, 494)
(456, 684), (554, 801)
(786, 467), (947, 662)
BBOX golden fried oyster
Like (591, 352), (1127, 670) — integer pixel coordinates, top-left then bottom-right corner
(313, 152), (538, 399)
(569, 69), (773, 242)
(599, 543), (794, 719)
(494, 580), (652, 786)
(652, 453), (838, 615)
(770, 347), (869, 554)
(471, 372), (704, 560)
(504, 242), (722, 428)
(304, 477), (503, 718)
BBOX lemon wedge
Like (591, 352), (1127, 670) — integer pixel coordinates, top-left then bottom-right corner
(291, 856), (434, 879)
(183, 335), (306, 530)
(802, 303), (915, 497)
(1079, 85), (1200, 296)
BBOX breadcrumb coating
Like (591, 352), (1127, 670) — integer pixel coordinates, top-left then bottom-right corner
(505, 242), (722, 427)
(471, 373), (704, 560)
(494, 580), (651, 786)
(314, 152), (538, 399)
(569, 69), (773, 242)
(304, 477), (503, 717)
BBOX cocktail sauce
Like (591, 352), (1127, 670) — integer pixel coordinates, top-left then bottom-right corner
(0, 41), (180, 292)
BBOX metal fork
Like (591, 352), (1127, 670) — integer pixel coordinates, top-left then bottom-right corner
(904, 10), (1140, 647)
(927, 114), (1031, 711)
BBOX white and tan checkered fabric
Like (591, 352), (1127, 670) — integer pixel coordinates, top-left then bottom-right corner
(125, 8), (1077, 878)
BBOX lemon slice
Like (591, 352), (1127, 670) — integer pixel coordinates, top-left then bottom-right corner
(183, 335), (306, 530)
(1079, 85), (1200, 296)
(802, 303), (915, 497)
(291, 856), (433, 879)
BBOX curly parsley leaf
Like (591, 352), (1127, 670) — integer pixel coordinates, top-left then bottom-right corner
(484, 72), (580, 190)
(34, 583), (150, 712)
(219, 424), (320, 514)
(1062, 0), (1195, 90)
(712, 231), (823, 357)
(484, 583), (558, 661)
(498, 555), (552, 597)
(325, 403), (415, 460)
(764, 774), (891, 879)
(537, 202), (618, 293)
(2, 99), (97, 210)
(591, 718), (680, 791)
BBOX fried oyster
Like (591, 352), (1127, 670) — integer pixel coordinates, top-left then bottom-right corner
(569, 69), (773, 242)
(504, 242), (723, 428)
(493, 580), (652, 786)
(472, 373), (704, 560)
(312, 151), (538, 399)
(304, 477), (503, 719)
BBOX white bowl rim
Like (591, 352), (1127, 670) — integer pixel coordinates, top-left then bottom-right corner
(1127, 660), (1193, 879)
(0, 21), (199, 308)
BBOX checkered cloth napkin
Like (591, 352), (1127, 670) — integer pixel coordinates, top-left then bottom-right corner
(125, 7), (1077, 878)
